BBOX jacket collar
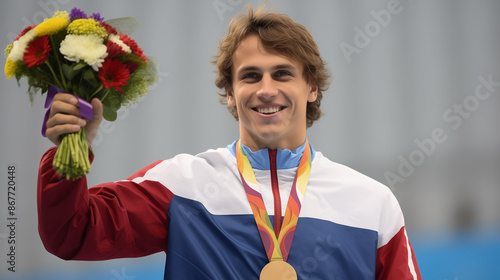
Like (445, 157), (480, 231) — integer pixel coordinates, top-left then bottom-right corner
(227, 139), (315, 170)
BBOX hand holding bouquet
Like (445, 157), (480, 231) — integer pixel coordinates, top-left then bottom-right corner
(4, 8), (157, 180)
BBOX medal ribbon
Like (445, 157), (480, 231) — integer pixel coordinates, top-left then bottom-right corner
(236, 140), (312, 263)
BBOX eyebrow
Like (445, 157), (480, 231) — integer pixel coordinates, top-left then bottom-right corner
(237, 64), (298, 74)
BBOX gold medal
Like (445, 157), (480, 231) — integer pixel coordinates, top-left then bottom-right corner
(260, 261), (297, 280)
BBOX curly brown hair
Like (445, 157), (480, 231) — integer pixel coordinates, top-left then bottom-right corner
(213, 4), (330, 127)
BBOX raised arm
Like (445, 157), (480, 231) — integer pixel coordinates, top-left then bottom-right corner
(38, 93), (172, 260)
(44, 93), (103, 147)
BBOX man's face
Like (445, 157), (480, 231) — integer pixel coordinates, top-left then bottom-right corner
(228, 35), (318, 151)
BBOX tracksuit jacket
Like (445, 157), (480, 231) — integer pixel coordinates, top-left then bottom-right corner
(38, 140), (422, 279)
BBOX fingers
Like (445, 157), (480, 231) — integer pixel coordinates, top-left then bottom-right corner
(45, 122), (83, 146)
(48, 93), (79, 118)
(44, 93), (98, 146)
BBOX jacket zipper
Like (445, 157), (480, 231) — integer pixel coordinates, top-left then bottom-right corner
(268, 149), (282, 239)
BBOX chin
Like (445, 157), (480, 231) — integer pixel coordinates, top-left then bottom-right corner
(257, 131), (286, 145)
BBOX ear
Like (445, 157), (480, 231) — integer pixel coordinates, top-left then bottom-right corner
(307, 85), (318, 102)
(227, 88), (236, 107)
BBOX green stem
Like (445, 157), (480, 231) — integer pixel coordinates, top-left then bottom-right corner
(52, 129), (92, 180)
(49, 35), (67, 89)
(40, 79), (54, 85)
(80, 129), (90, 173)
(44, 61), (62, 88)
(89, 84), (104, 100)
(70, 133), (78, 168)
(100, 88), (111, 103)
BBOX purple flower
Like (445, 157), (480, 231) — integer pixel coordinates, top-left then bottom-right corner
(69, 7), (87, 21)
(90, 13), (104, 22)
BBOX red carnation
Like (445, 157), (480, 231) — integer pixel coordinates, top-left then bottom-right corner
(98, 58), (130, 93)
(106, 40), (125, 58)
(100, 21), (117, 35)
(119, 33), (147, 61)
(125, 62), (139, 74)
(15, 25), (35, 41)
(23, 35), (51, 68)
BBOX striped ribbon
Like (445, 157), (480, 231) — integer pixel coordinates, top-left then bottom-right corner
(236, 140), (312, 262)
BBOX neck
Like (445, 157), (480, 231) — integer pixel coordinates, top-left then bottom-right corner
(240, 134), (306, 152)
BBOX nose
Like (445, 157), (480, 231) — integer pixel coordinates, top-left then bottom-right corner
(256, 73), (278, 100)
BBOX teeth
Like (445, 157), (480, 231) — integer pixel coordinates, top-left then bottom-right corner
(257, 107), (281, 114)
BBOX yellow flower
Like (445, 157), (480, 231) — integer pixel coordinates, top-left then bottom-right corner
(4, 44), (13, 57)
(67, 19), (107, 39)
(4, 57), (17, 79)
(53, 11), (70, 20)
(34, 17), (70, 36)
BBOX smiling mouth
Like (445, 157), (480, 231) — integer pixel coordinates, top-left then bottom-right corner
(253, 106), (285, 114)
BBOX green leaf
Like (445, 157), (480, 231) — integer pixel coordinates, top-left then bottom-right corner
(75, 85), (88, 98)
(65, 81), (72, 91)
(83, 69), (98, 87)
(102, 104), (118, 121)
(62, 63), (71, 78)
(105, 17), (140, 35)
(109, 95), (122, 110)
(62, 63), (80, 81)
(73, 62), (87, 71)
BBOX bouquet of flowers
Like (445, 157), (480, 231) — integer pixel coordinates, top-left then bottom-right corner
(4, 8), (157, 180)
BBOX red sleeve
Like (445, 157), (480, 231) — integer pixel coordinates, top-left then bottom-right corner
(376, 226), (422, 280)
(37, 147), (174, 260)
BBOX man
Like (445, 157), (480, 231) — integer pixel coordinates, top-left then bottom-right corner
(39, 5), (421, 279)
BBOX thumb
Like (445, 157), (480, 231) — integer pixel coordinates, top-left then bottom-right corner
(91, 97), (103, 123)
(85, 98), (103, 146)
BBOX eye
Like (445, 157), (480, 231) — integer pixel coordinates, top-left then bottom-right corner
(274, 70), (292, 79)
(243, 73), (259, 79)
(241, 72), (261, 82)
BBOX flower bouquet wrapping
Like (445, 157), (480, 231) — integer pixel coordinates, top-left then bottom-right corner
(4, 8), (157, 180)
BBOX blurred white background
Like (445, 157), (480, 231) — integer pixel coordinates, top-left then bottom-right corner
(1, 0), (499, 279)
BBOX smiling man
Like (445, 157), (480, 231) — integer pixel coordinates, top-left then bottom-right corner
(228, 34), (318, 151)
(38, 5), (421, 280)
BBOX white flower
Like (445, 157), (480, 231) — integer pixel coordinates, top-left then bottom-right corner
(8, 29), (36, 62)
(108, 34), (131, 54)
(59, 34), (108, 71)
